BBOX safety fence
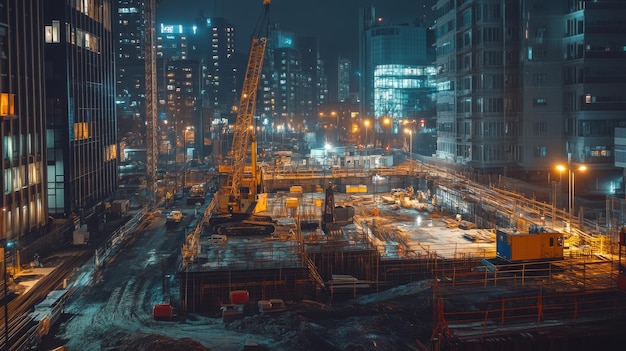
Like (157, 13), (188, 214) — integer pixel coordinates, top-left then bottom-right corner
(434, 289), (626, 342)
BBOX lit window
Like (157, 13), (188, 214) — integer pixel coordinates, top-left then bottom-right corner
(73, 122), (90, 140)
(0, 93), (15, 117)
(45, 21), (60, 43)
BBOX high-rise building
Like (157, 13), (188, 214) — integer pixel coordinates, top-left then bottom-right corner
(44, 0), (118, 219)
(196, 16), (239, 115)
(0, 0), (48, 243)
(359, 5), (436, 147)
(433, 0), (626, 192)
(559, 0), (626, 192)
(260, 27), (327, 135)
(337, 57), (352, 103)
(298, 36), (328, 130)
(147, 13), (240, 163)
(434, 0), (520, 169)
(162, 59), (201, 134)
(116, 0), (145, 121)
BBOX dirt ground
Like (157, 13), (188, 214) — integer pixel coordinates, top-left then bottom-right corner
(38, 208), (435, 351)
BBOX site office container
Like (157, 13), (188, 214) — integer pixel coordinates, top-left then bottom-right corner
(496, 229), (564, 262)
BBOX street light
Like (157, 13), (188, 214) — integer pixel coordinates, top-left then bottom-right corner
(556, 163), (586, 227)
(382, 117), (392, 149)
(571, 164), (587, 219)
(331, 111), (339, 144)
(404, 127), (412, 175)
(364, 120), (370, 147)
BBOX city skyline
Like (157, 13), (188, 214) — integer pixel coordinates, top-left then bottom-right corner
(157, 0), (436, 61)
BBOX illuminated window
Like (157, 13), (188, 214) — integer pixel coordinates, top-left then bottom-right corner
(0, 93), (15, 116)
(44, 21), (60, 43)
(73, 122), (90, 140)
(104, 144), (116, 161)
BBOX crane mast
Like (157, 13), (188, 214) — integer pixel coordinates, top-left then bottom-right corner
(144, 0), (159, 206)
(217, 0), (270, 214)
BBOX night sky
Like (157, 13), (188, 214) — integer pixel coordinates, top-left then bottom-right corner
(157, 0), (435, 61)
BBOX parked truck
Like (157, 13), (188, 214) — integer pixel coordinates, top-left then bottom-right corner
(109, 199), (130, 218)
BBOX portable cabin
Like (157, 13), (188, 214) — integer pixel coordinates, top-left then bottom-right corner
(496, 227), (564, 262)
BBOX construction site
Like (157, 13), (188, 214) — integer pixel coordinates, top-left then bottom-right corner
(118, 0), (626, 349)
(173, 164), (626, 349)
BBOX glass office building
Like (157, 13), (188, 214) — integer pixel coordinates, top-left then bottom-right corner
(359, 5), (436, 137)
(44, 0), (118, 219)
(0, 0), (48, 242)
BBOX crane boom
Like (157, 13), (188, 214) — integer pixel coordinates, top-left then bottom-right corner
(227, 38), (266, 200)
(217, 0), (270, 214)
(144, 0), (159, 206)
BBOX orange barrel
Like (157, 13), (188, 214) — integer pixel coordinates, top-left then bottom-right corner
(229, 290), (250, 304)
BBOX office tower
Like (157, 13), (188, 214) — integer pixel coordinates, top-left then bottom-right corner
(0, 0), (48, 245)
(44, 0), (118, 220)
(337, 57), (352, 103)
(117, 0), (146, 122)
(260, 27), (327, 135)
(359, 5), (436, 143)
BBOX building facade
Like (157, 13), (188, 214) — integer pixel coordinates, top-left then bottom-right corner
(116, 0), (145, 121)
(433, 0), (626, 193)
(337, 57), (352, 103)
(0, 0), (48, 245)
(44, 0), (118, 219)
(259, 28), (327, 137)
(434, 0), (521, 169)
(359, 5), (437, 152)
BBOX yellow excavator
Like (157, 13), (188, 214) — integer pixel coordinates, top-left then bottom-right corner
(210, 0), (274, 236)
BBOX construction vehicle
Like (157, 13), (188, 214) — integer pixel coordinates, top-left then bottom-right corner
(187, 184), (206, 205)
(321, 184), (354, 237)
(210, 0), (274, 236)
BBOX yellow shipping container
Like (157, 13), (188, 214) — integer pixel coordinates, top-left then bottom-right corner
(346, 185), (359, 193)
(358, 185), (367, 193)
(290, 185), (303, 193)
(218, 164), (232, 173)
(286, 197), (299, 208)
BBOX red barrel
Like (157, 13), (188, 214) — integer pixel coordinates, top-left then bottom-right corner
(153, 303), (173, 320)
(229, 290), (250, 304)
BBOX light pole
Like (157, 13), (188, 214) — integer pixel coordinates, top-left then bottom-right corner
(382, 116), (391, 149)
(571, 164), (587, 222)
(556, 165), (566, 210)
(404, 127), (412, 175)
(556, 162), (586, 228)
(364, 120), (370, 147)
(331, 111), (339, 144)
